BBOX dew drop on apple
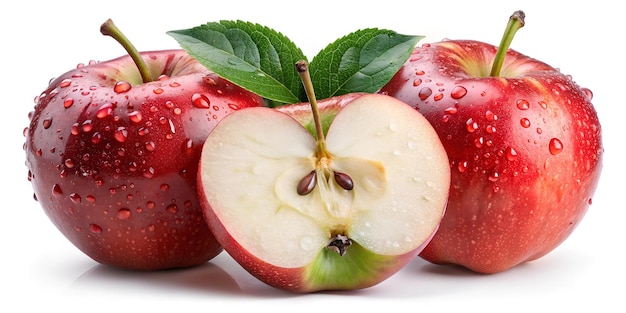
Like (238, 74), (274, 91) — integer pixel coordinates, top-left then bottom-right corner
(466, 118), (478, 133)
(299, 236), (316, 251)
(114, 127), (128, 143)
(59, 78), (72, 88)
(192, 93), (210, 108)
(52, 184), (63, 196)
(42, 118), (52, 129)
(413, 78), (422, 86)
(64, 98), (74, 108)
(116, 208), (131, 220)
(516, 99), (530, 110)
(488, 172), (499, 182)
(451, 86), (467, 99)
(97, 103), (113, 118)
(153, 87), (164, 95)
(582, 88), (593, 100)
(114, 81), (132, 93)
(505, 147), (518, 161)
(81, 120), (93, 133)
(129, 111), (142, 123)
(228, 103), (241, 111)
(418, 87), (432, 100)
(89, 224), (102, 233)
(457, 161), (468, 173)
(69, 193), (81, 204)
(520, 118), (531, 128)
(549, 138), (563, 155)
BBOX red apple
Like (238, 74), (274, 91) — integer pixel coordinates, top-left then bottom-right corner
(379, 11), (603, 273)
(197, 62), (450, 292)
(24, 20), (264, 270)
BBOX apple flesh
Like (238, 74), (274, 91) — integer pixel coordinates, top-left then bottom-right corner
(25, 49), (264, 270)
(198, 93), (450, 292)
(379, 40), (603, 273)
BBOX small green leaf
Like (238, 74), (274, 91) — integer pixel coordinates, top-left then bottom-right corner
(309, 29), (423, 100)
(167, 21), (306, 104)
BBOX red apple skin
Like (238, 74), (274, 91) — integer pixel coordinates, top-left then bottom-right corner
(379, 40), (603, 273)
(25, 50), (264, 270)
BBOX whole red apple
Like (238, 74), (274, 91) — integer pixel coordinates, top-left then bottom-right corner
(379, 11), (603, 273)
(24, 20), (264, 270)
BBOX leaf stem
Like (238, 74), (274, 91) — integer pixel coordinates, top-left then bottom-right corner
(100, 19), (153, 83)
(295, 60), (330, 159)
(489, 10), (525, 77)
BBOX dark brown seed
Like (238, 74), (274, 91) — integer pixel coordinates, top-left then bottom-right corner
(333, 171), (354, 191)
(297, 170), (317, 195)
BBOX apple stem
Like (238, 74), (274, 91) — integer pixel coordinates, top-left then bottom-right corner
(295, 60), (330, 159)
(100, 19), (153, 83)
(489, 10), (525, 77)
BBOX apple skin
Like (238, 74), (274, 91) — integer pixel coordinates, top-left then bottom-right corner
(197, 94), (447, 292)
(379, 40), (603, 273)
(24, 49), (264, 270)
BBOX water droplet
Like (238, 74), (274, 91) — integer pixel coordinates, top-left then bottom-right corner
(42, 118), (52, 129)
(506, 147), (518, 161)
(192, 93), (210, 108)
(418, 87), (432, 100)
(96, 103), (113, 118)
(474, 137), (484, 148)
(466, 118), (478, 133)
(169, 82), (181, 88)
(114, 81), (132, 93)
(433, 93), (444, 101)
(52, 184), (63, 196)
(143, 167), (155, 178)
(582, 88), (593, 100)
(413, 78), (422, 86)
(516, 99), (530, 110)
(86, 195), (96, 202)
(89, 224), (102, 233)
(91, 132), (102, 144)
(166, 204), (178, 214)
(153, 87), (164, 94)
(538, 100), (548, 109)
(485, 110), (497, 121)
(114, 127), (128, 143)
(444, 107), (458, 114)
(457, 161), (468, 173)
(145, 141), (156, 151)
(488, 172), (499, 182)
(520, 118), (531, 128)
(160, 183), (170, 191)
(228, 103), (241, 111)
(117, 208), (131, 220)
(549, 138), (563, 155)
(59, 79), (72, 88)
(129, 111), (142, 123)
(415, 70), (425, 75)
(64, 98), (74, 108)
(64, 158), (75, 168)
(299, 236), (316, 251)
(451, 86), (467, 99)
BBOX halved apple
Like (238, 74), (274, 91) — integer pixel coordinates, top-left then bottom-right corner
(198, 86), (450, 292)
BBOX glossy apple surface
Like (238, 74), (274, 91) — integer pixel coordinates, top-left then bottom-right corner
(380, 40), (603, 273)
(25, 49), (264, 270)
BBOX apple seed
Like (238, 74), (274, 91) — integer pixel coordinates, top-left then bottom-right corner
(297, 170), (317, 195)
(333, 171), (354, 191)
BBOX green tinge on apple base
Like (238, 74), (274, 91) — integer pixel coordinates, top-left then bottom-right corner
(304, 240), (402, 291)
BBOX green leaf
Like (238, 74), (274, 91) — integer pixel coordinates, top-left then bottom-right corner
(167, 21), (306, 104)
(309, 29), (423, 100)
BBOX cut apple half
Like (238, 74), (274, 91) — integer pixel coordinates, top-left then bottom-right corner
(198, 92), (450, 292)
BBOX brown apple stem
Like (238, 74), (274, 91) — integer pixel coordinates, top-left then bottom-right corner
(100, 19), (153, 83)
(295, 60), (330, 159)
(489, 10), (525, 77)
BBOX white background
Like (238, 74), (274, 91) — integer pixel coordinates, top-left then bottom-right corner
(2, 0), (622, 311)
